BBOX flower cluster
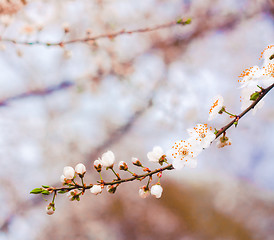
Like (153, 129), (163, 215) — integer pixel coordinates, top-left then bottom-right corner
(239, 45), (274, 114)
(169, 124), (215, 169)
(30, 45), (273, 215)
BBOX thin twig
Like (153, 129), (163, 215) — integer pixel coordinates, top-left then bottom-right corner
(0, 19), (190, 46)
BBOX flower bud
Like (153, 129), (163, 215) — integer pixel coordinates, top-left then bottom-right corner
(67, 189), (80, 201)
(63, 166), (75, 180)
(94, 159), (102, 172)
(101, 150), (115, 168)
(139, 186), (150, 199)
(60, 174), (66, 183)
(119, 161), (128, 171)
(75, 163), (86, 176)
(107, 185), (117, 194)
(90, 185), (102, 195)
(46, 203), (55, 215)
(132, 157), (142, 167)
(151, 184), (163, 198)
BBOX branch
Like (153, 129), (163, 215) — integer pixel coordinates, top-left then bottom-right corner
(0, 18), (191, 46)
(0, 81), (73, 106)
(215, 83), (274, 138)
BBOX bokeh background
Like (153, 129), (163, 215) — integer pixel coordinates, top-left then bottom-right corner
(0, 0), (274, 239)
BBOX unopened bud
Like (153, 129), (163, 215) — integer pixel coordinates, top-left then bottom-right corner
(107, 185), (117, 194)
(94, 160), (102, 172)
(75, 163), (86, 176)
(119, 161), (128, 171)
(132, 157), (142, 167)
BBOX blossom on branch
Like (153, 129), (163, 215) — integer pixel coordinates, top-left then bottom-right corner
(100, 150), (115, 168)
(75, 163), (86, 175)
(63, 166), (75, 180)
(151, 184), (163, 198)
(170, 139), (202, 169)
(187, 124), (215, 149)
(208, 95), (224, 121)
(90, 185), (102, 195)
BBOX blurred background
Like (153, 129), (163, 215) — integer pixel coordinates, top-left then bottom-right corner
(0, 0), (273, 239)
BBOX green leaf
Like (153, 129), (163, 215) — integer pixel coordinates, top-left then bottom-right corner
(176, 18), (192, 25)
(250, 92), (260, 101)
(42, 185), (50, 188)
(41, 190), (50, 195)
(30, 188), (43, 194)
(58, 190), (67, 194)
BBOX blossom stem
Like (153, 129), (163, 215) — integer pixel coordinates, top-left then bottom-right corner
(223, 110), (236, 117)
(110, 167), (121, 180)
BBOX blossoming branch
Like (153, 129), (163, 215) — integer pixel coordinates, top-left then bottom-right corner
(30, 45), (274, 215)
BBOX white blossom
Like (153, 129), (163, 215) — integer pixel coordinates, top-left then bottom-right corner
(151, 184), (163, 198)
(238, 65), (262, 88)
(170, 138), (202, 169)
(187, 124), (216, 149)
(139, 187), (150, 199)
(147, 146), (164, 163)
(63, 166), (75, 180)
(100, 150), (115, 168)
(90, 185), (102, 195)
(75, 163), (86, 175)
(208, 95), (224, 121)
(261, 44), (274, 66)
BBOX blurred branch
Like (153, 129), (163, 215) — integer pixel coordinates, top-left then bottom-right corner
(0, 18), (191, 46)
(0, 81), (73, 106)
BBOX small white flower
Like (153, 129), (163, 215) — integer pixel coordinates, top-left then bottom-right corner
(187, 124), (216, 149)
(139, 187), (150, 199)
(100, 150), (115, 168)
(147, 146), (164, 163)
(94, 159), (102, 172)
(63, 166), (75, 180)
(90, 185), (102, 195)
(60, 174), (66, 183)
(151, 184), (163, 198)
(75, 163), (86, 175)
(170, 138), (202, 169)
(208, 95), (224, 121)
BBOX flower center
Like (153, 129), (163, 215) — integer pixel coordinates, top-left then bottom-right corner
(179, 148), (189, 156)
